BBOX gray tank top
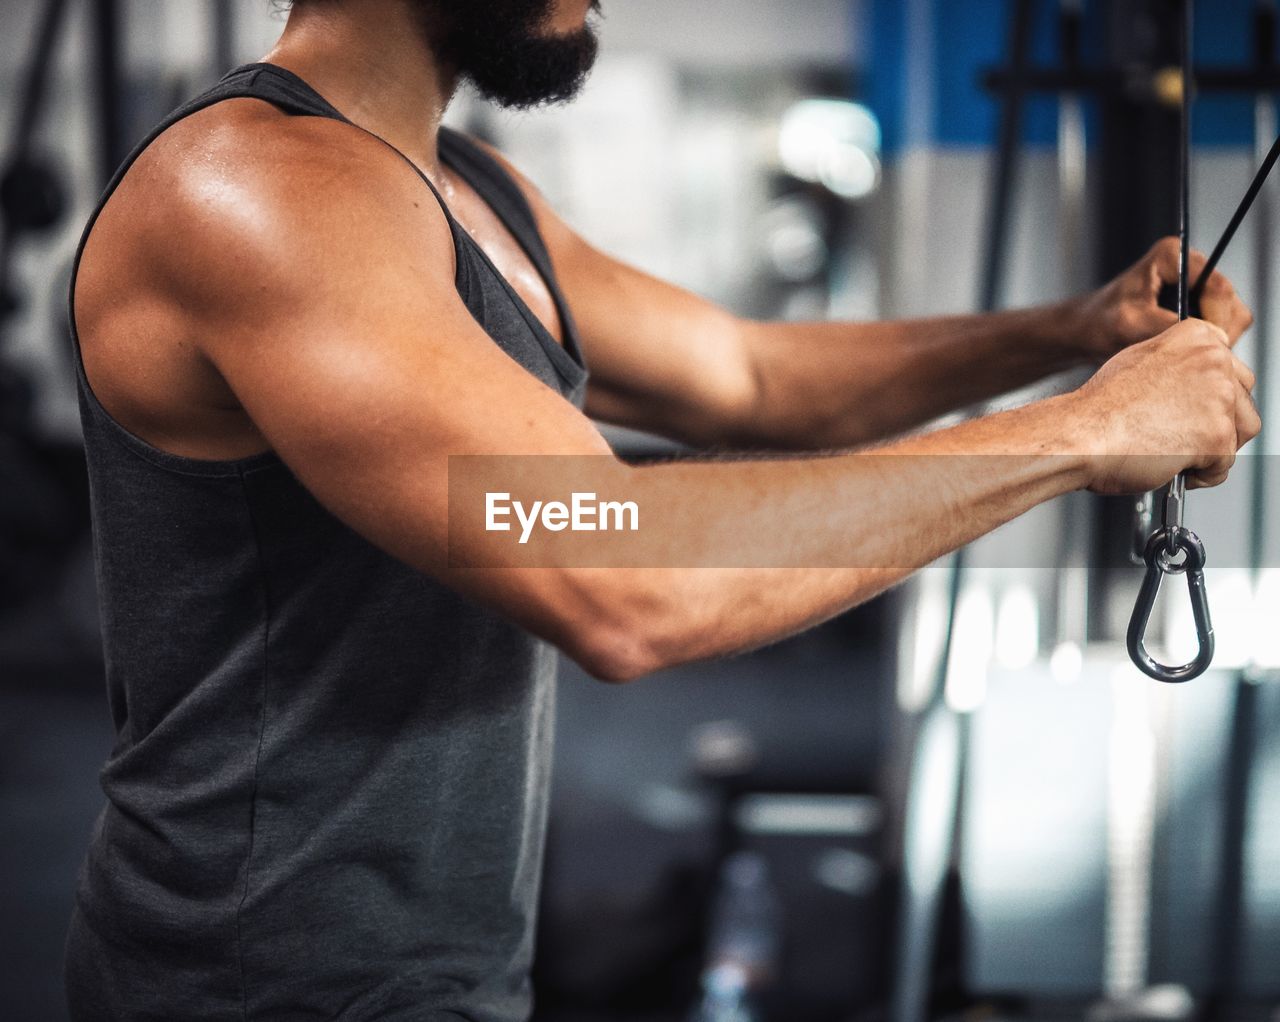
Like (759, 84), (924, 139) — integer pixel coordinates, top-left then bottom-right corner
(64, 63), (588, 1022)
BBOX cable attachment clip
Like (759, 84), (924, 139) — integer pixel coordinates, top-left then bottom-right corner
(1126, 526), (1215, 683)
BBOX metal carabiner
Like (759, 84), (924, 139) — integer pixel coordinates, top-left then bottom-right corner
(1126, 526), (1215, 683)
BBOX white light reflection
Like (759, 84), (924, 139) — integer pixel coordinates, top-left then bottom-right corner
(994, 584), (1039, 670)
(1212, 570), (1255, 670)
(898, 568), (951, 713)
(1105, 666), (1157, 996)
(944, 586), (994, 714)
(1164, 569), (1255, 672)
(1049, 640), (1084, 685)
(778, 99), (882, 200)
(1253, 569), (1280, 669)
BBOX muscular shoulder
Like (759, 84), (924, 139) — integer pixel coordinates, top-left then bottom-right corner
(87, 100), (454, 325)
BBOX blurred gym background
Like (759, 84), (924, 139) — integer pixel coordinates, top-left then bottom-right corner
(2, 0), (1279, 1019)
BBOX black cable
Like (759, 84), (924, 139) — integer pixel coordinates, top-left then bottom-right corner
(1187, 0), (1280, 303)
(1179, 0), (1192, 323)
(1191, 131), (1280, 302)
(1127, 0), (1219, 682)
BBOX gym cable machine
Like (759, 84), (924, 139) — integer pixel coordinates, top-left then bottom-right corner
(893, 2), (1278, 1019)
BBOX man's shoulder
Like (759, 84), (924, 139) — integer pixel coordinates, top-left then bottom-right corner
(131, 99), (417, 238)
(100, 100), (451, 307)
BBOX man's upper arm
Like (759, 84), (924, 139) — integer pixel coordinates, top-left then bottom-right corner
(474, 140), (760, 447)
(157, 119), (614, 587)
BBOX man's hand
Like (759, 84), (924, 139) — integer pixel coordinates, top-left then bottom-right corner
(1071, 318), (1260, 494)
(1072, 237), (1254, 363)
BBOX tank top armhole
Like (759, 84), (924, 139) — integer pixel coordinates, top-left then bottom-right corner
(66, 71), (300, 478)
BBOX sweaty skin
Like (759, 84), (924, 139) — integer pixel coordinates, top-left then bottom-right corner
(74, 0), (1260, 682)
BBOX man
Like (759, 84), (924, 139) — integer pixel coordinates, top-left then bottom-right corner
(64, 0), (1257, 1019)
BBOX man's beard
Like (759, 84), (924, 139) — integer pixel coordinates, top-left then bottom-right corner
(426, 0), (601, 109)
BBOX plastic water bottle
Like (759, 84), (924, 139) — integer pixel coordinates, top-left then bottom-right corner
(688, 851), (781, 1022)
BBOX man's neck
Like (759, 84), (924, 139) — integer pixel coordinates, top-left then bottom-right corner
(262, 0), (455, 175)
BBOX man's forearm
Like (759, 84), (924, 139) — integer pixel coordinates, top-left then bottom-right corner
(459, 392), (1093, 681)
(734, 301), (1088, 450)
(606, 392), (1089, 675)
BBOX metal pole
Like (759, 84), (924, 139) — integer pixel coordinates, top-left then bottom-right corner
(211, 0), (236, 80)
(1207, 5), (1275, 1012)
(91, 0), (127, 189)
(979, 0), (1036, 313)
(1, 0), (75, 322)
(1054, 0), (1093, 653)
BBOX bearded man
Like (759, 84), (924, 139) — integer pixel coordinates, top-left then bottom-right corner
(64, 0), (1257, 1019)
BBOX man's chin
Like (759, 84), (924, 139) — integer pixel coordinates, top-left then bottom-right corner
(466, 31), (600, 109)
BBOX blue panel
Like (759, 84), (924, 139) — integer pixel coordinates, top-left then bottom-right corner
(861, 0), (910, 154)
(1192, 0), (1257, 146)
(860, 0), (1261, 155)
(933, 0), (1061, 148)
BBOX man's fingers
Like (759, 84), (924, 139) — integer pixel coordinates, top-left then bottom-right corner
(1185, 382), (1257, 491)
(1187, 252), (1255, 344)
(1187, 466), (1232, 489)
(1143, 306), (1181, 334)
(1186, 443), (1236, 487)
(1199, 298), (1252, 346)
(1146, 236), (1182, 284)
(1200, 280), (1254, 345)
(1144, 237), (1208, 278)
(1232, 351), (1257, 393)
(1236, 383), (1263, 448)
